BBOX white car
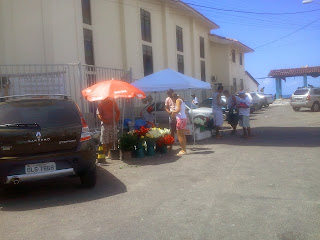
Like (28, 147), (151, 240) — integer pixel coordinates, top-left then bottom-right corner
(140, 101), (213, 124)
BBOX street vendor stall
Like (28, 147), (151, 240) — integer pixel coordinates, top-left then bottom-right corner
(132, 69), (212, 144)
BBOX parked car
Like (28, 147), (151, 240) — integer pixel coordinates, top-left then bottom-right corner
(290, 87), (320, 112)
(198, 96), (228, 120)
(0, 95), (97, 188)
(249, 92), (266, 108)
(140, 101), (215, 124)
(263, 94), (274, 105)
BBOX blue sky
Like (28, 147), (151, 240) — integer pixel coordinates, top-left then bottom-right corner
(183, 0), (320, 95)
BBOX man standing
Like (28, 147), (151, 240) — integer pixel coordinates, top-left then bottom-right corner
(212, 85), (224, 138)
(97, 98), (120, 158)
(165, 89), (176, 147)
(237, 91), (251, 138)
(191, 93), (198, 105)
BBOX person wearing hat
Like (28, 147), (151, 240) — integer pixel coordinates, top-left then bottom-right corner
(165, 89), (176, 147)
(144, 105), (155, 128)
(191, 93), (198, 105)
(237, 91), (251, 138)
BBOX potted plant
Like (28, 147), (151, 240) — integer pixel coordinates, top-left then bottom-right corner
(145, 128), (162, 156)
(119, 132), (137, 160)
(156, 134), (174, 154)
(132, 126), (149, 158)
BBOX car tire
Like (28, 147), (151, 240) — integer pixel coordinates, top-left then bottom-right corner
(311, 102), (320, 112)
(223, 114), (227, 121)
(293, 107), (300, 112)
(80, 167), (96, 188)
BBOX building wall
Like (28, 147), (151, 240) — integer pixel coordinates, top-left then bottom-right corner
(0, 0), (249, 90)
(244, 73), (259, 92)
(228, 47), (247, 91)
(209, 42), (230, 87)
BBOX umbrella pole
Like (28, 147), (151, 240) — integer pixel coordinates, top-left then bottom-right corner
(122, 98), (125, 134)
(113, 100), (116, 150)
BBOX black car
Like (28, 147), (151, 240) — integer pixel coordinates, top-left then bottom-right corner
(0, 95), (96, 188)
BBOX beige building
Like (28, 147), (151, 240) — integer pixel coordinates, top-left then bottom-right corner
(245, 71), (260, 93)
(0, 0), (254, 95)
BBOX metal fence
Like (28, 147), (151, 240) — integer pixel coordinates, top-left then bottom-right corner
(0, 63), (132, 130)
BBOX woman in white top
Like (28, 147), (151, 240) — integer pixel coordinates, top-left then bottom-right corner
(170, 93), (187, 156)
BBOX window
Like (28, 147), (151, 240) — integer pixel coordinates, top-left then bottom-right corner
(200, 37), (205, 59)
(83, 28), (95, 65)
(177, 54), (184, 74)
(141, 9), (151, 42)
(176, 26), (183, 52)
(240, 79), (244, 90)
(232, 50), (236, 63)
(201, 61), (206, 82)
(81, 0), (92, 25)
(293, 89), (309, 95)
(233, 78), (237, 93)
(239, 53), (243, 65)
(142, 45), (153, 76)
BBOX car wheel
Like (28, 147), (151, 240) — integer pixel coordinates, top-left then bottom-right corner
(311, 102), (320, 112)
(293, 107), (300, 112)
(223, 113), (227, 121)
(80, 167), (96, 188)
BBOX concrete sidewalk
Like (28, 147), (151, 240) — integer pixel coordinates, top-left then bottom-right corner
(1, 100), (320, 240)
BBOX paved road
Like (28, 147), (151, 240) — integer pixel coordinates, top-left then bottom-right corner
(1, 100), (320, 240)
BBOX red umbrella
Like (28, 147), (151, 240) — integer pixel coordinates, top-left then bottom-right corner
(82, 79), (145, 101)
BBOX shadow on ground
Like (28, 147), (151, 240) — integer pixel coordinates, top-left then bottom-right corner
(122, 149), (181, 166)
(198, 127), (320, 148)
(0, 167), (126, 212)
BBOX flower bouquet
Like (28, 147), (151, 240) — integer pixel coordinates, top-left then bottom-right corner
(194, 117), (206, 132)
(156, 134), (174, 154)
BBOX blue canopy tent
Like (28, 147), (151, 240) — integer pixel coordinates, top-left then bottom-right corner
(132, 69), (211, 92)
(132, 69), (212, 144)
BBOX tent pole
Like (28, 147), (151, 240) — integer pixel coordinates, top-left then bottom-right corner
(154, 91), (157, 125)
(190, 89), (196, 145)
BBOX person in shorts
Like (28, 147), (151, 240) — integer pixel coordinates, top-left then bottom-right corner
(237, 91), (251, 138)
(165, 89), (176, 148)
(170, 93), (187, 156)
(212, 85), (224, 138)
(97, 98), (120, 158)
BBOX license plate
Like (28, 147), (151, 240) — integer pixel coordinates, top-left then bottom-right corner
(295, 98), (302, 102)
(25, 162), (56, 174)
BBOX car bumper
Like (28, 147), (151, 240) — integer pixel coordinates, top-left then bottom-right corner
(290, 101), (312, 108)
(6, 168), (75, 184)
(0, 149), (96, 184)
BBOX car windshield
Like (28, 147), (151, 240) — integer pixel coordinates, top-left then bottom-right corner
(0, 99), (81, 127)
(293, 89), (309, 95)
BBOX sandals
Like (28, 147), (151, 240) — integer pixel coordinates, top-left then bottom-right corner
(177, 150), (187, 156)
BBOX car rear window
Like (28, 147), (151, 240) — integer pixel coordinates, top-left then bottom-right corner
(293, 89), (309, 95)
(0, 99), (81, 128)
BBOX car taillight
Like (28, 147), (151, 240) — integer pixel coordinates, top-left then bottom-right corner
(80, 117), (91, 142)
(306, 95), (311, 101)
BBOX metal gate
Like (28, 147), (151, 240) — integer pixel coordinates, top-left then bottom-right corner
(0, 63), (132, 130)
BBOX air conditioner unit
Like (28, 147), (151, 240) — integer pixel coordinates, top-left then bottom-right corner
(211, 75), (217, 82)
